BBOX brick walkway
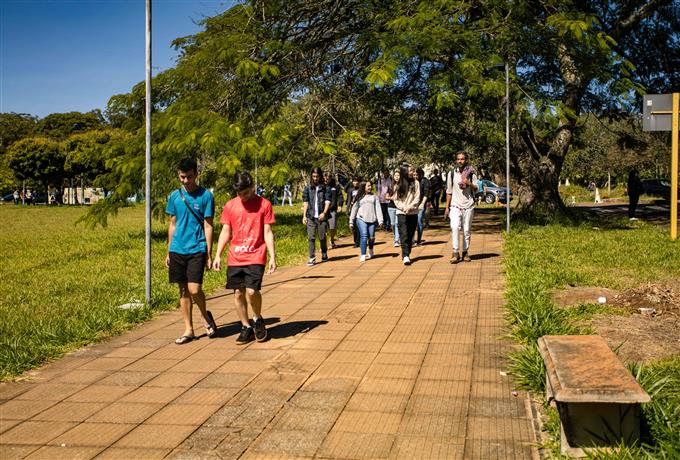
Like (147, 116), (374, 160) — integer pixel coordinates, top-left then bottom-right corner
(0, 211), (537, 459)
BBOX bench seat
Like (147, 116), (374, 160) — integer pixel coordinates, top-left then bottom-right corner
(538, 335), (650, 457)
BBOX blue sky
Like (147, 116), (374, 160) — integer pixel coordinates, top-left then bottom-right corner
(1, 1), (235, 118)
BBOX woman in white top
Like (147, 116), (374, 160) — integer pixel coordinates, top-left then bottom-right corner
(392, 166), (420, 265)
(349, 181), (384, 262)
(384, 169), (401, 247)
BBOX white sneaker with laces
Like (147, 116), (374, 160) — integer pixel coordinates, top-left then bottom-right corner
(359, 255), (366, 263)
(393, 241), (399, 247)
(367, 249), (374, 259)
(403, 256), (411, 265)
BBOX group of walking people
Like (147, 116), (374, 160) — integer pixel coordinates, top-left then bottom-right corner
(303, 150), (479, 267)
(165, 152), (479, 347)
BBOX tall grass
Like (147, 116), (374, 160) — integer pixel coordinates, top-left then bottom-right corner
(0, 203), (344, 380)
(503, 215), (680, 457)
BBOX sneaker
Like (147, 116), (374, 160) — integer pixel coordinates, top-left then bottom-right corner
(462, 251), (471, 262)
(403, 256), (411, 265)
(450, 252), (461, 264)
(368, 248), (374, 258)
(629, 217), (638, 221)
(253, 318), (267, 342)
(236, 326), (254, 345)
(321, 252), (329, 262)
(307, 257), (316, 266)
(359, 255), (366, 263)
(393, 241), (399, 247)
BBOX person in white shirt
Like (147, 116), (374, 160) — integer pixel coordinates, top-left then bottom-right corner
(444, 151), (479, 263)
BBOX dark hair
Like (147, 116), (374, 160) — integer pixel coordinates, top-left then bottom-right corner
(177, 158), (197, 173)
(232, 171), (254, 191)
(416, 168), (425, 179)
(396, 167), (412, 199)
(323, 172), (336, 187)
(456, 151), (469, 161)
(311, 167), (323, 176)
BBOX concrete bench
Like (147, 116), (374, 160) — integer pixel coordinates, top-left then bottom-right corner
(537, 335), (650, 457)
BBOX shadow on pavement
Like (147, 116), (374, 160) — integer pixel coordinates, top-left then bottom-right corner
(268, 320), (328, 339)
(328, 254), (355, 262)
(413, 254), (443, 262)
(208, 317), (281, 339)
(470, 253), (500, 260)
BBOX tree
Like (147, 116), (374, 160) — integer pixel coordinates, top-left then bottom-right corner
(63, 129), (128, 184)
(7, 138), (65, 196)
(0, 113), (38, 155)
(86, 0), (679, 224)
(35, 111), (103, 140)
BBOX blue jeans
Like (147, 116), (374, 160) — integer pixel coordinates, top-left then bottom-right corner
(417, 208), (426, 243)
(355, 218), (376, 256)
(387, 207), (399, 243)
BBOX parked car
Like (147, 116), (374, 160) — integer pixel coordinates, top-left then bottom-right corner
(642, 179), (677, 201)
(477, 180), (513, 204)
(3, 192), (48, 204)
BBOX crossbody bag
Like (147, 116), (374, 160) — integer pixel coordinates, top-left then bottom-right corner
(178, 188), (205, 226)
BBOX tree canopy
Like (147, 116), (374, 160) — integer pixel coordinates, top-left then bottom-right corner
(35, 0), (677, 224)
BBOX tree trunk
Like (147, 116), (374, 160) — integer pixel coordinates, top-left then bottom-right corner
(513, 43), (585, 217)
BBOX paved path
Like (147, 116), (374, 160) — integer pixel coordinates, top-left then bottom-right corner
(1, 211), (537, 459)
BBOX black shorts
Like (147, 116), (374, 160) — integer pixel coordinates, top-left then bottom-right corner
(226, 264), (265, 291)
(168, 252), (206, 284)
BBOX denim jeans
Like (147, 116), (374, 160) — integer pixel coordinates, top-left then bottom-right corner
(387, 207), (399, 243)
(416, 208), (426, 243)
(355, 218), (376, 256)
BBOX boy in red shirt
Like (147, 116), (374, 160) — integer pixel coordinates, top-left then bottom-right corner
(213, 171), (277, 344)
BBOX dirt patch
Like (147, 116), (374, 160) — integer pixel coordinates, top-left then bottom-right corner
(609, 283), (680, 316)
(552, 286), (620, 307)
(589, 314), (680, 364)
(553, 283), (680, 364)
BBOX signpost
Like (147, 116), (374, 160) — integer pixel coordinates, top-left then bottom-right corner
(643, 93), (679, 241)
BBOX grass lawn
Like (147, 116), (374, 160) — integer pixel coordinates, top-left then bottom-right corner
(0, 203), (346, 381)
(503, 215), (680, 457)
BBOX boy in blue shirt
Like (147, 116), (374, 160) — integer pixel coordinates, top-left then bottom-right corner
(166, 158), (216, 344)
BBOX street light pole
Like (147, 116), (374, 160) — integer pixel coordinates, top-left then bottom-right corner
(505, 62), (510, 234)
(145, 0), (152, 305)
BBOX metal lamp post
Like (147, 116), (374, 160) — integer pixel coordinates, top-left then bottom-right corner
(145, 0), (152, 305)
(505, 63), (510, 234)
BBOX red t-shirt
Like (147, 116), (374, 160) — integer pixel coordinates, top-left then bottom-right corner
(220, 195), (275, 266)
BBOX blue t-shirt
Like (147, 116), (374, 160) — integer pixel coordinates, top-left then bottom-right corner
(166, 187), (215, 255)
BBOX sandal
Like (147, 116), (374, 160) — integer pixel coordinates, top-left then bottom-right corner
(175, 335), (195, 345)
(205, 311), (218, 338)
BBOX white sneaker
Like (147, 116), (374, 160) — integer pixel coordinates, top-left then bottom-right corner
(393, 241), (399, 247)
(403, 256), (411, 265)
(367, 249), (374, 259)
(359, 255), (366, 263)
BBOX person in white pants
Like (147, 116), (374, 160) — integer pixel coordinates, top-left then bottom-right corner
(444, 151), (479, 263)
(282, 183), (293, 206)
